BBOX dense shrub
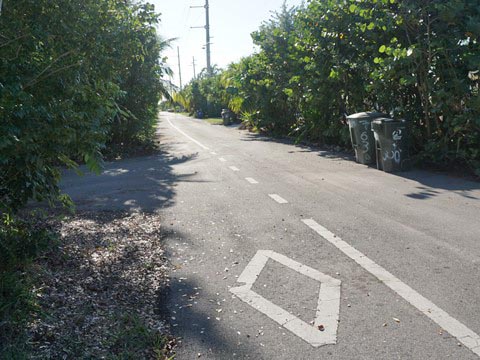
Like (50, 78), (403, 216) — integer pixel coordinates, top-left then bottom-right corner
(0, 0), (170, 216)
(176, 0), (480, 175)
(0, 214), (57, 356)
(177, 68), (227, 118)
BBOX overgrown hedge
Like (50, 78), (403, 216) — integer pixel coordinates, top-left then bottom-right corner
(0, 0), (170, 216)
(177, 0), (480, 175)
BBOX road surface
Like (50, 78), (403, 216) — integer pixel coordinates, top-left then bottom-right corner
(62, 112), (480, 359)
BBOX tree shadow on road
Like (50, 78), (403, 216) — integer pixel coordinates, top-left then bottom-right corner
(394, 170), (480, 200)
(61, 148), (203, 213)
(155, 226), (263, 359)
(239, 132), (480, 201)
(239, 132), (354, 161)
(157, 276), (262, 359)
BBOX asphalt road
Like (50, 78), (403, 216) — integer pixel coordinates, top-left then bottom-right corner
(62, 112), (480, 359)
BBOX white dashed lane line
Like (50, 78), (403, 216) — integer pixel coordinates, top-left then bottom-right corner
(246, 178), (259, 184)
(229, 166), (240, 172)
(302, 218), (480, 358)
(268, 194), (288, 204)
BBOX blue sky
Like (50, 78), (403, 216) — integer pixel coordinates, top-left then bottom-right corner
(150, 0), (304, 87)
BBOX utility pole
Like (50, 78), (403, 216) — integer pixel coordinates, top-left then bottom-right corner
(190, 0), (212, 75)
(205, 0), (211, 75)
(177, 46), (182, 90)
(192, 56), (197, 79)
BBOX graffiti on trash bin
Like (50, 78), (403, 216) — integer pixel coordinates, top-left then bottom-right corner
(359, 120), (371, 157)
(360, 131), (370, 152)
(383, 142), (402, 164)
(392, 129), (403, 141)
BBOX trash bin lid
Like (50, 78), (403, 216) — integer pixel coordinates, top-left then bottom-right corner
(372, 117), (407, 124)
(346, 111), (388, 120)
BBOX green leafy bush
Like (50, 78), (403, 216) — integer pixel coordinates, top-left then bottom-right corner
(0, 215), (57, 357)
(0, 0), (170, 216)
(175, 0), (480, 175)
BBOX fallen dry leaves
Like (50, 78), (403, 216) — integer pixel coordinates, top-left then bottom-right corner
(27, 210), (175, 359)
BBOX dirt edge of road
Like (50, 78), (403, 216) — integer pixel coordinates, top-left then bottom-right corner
(25, 210), (176, 359)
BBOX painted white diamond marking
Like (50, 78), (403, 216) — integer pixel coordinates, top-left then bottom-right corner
(230, 250), (341, 347)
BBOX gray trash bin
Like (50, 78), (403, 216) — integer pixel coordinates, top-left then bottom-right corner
(371, 118), (409, 172)
(346, 112), (386, 165)
(221, 108), (232, 125)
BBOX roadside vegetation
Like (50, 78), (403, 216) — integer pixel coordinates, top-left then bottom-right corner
(1, 0), (171, 217)
(173, 0), (480, 177)
(205, 118), (225, 125)
(0, 0), (174, 357)
(1, 0), (479, 357)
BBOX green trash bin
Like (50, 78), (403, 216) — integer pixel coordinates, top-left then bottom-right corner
(371, 118), (409, 172)
(346, 112), (386, 165)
